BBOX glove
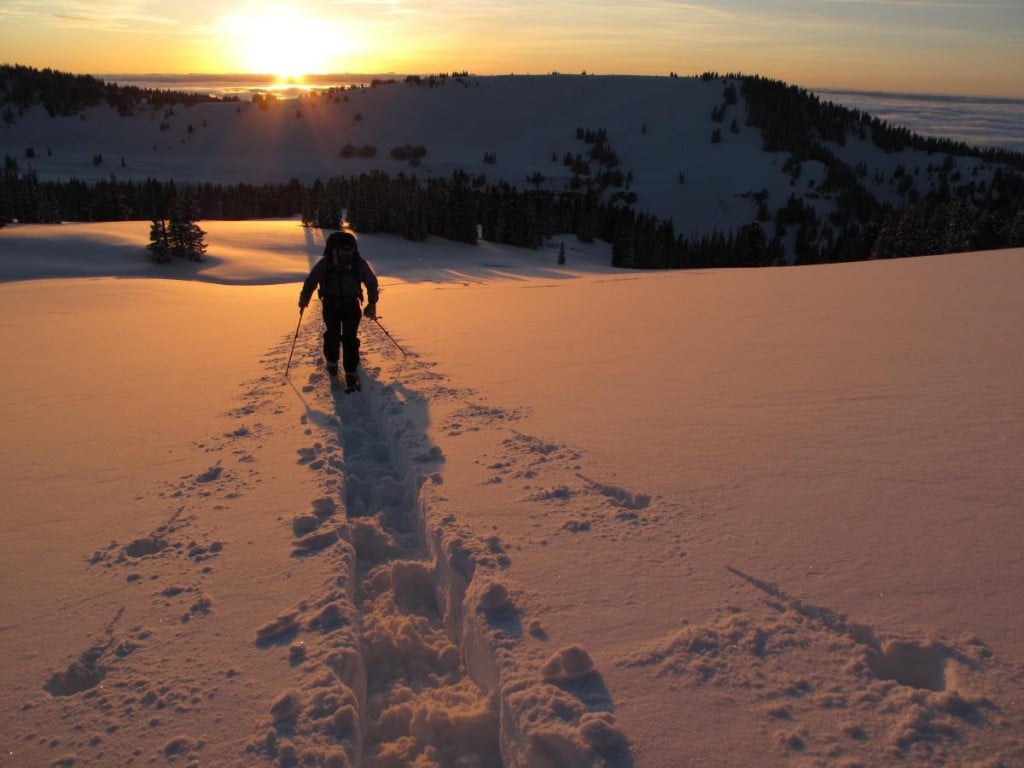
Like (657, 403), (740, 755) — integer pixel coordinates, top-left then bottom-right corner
(298, 298), (308, 310)
(363, 303), (377, 319)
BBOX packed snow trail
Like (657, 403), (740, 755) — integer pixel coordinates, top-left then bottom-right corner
(254, 318), (632, 767)
(332, 375), (502, 767)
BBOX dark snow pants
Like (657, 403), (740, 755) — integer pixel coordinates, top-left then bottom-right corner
(322, 298), (362, 373)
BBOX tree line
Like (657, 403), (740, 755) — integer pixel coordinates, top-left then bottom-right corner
(1, 64), (233, 123)
(731, 73), (1024, 262)
(3, 65), (1022, 266)
(6, 165), (1019, 266)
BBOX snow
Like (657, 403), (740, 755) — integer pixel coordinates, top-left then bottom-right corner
(2, 73), (961, 248)
(4, 222), (1023, 768)
(2, 77), (1024, 768)
(7, 74), (1018, 261)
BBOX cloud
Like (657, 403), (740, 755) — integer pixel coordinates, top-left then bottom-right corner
(0, 1), (219, 37)
(820, 0), (1014, 6)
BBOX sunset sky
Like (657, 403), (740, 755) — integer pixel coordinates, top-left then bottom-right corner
(1, 0), (1022, 97)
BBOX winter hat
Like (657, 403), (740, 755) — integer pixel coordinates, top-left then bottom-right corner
(324, 230), (358, 257)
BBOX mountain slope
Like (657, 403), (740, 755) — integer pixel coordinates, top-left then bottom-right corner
(2, 68), (1023, 263)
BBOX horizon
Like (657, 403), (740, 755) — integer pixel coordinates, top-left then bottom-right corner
(2, 1), (1022, 99)
(23, 66), (1024, 106)
(68, 69), (1024, 154)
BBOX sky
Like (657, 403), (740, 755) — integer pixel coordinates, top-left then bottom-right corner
(1, 1), (1023, 97)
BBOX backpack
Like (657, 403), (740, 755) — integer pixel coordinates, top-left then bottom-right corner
(319, 257), (362, 303)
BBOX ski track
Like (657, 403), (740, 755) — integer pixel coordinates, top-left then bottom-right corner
(40, 318), (630, 768)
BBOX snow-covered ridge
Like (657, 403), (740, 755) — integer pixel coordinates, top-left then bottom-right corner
(5, 73), (1021, 262)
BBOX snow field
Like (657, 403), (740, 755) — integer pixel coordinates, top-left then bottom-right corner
(3, 220), (1022, 766)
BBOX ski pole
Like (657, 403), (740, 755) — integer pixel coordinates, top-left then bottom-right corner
(284, 307), (304, 378)
(373, 317), (407, 356)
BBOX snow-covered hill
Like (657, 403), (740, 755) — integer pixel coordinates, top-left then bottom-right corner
(4, 73), (1021, 259)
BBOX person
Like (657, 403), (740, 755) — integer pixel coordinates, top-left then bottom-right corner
(299, 230), (379, 388)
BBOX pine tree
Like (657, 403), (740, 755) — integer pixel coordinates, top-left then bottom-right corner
(147, 218), (171, 263)
(941, 199), (972, 253)
(181, 218), (208, 261)
(735, 222), (768, 266)
(165, 191), (207, 261)
(1009, 209), (1024, 247)
(870, 215), (896, 259)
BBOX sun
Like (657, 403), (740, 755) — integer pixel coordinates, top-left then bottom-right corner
(224, 6), (337, 79)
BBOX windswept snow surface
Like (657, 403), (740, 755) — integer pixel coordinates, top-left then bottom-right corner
(1, 219), (1023, 767)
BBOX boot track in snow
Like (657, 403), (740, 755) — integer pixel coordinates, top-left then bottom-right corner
(251, 321), (631, 767)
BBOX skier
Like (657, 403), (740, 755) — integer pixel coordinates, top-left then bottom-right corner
(298, 230), (379, 391)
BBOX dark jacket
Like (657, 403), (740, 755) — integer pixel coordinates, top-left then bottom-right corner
(300, 255), (378, 309)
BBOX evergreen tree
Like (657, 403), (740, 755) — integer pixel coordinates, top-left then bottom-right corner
(166, 191), (207, 261)
(1008, 209), (1024, 247)
(180, 217), (208, 261)
(147, 219), (171, 263)
(735, 222), (768, 266)
(870, 214), (896, 259)
(305, 179), (326, 227)
(575, 190), (599, 244)
(444, 173), (478, 244)
(941, 198), (972, 253)
(318, 177), (345, 230)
